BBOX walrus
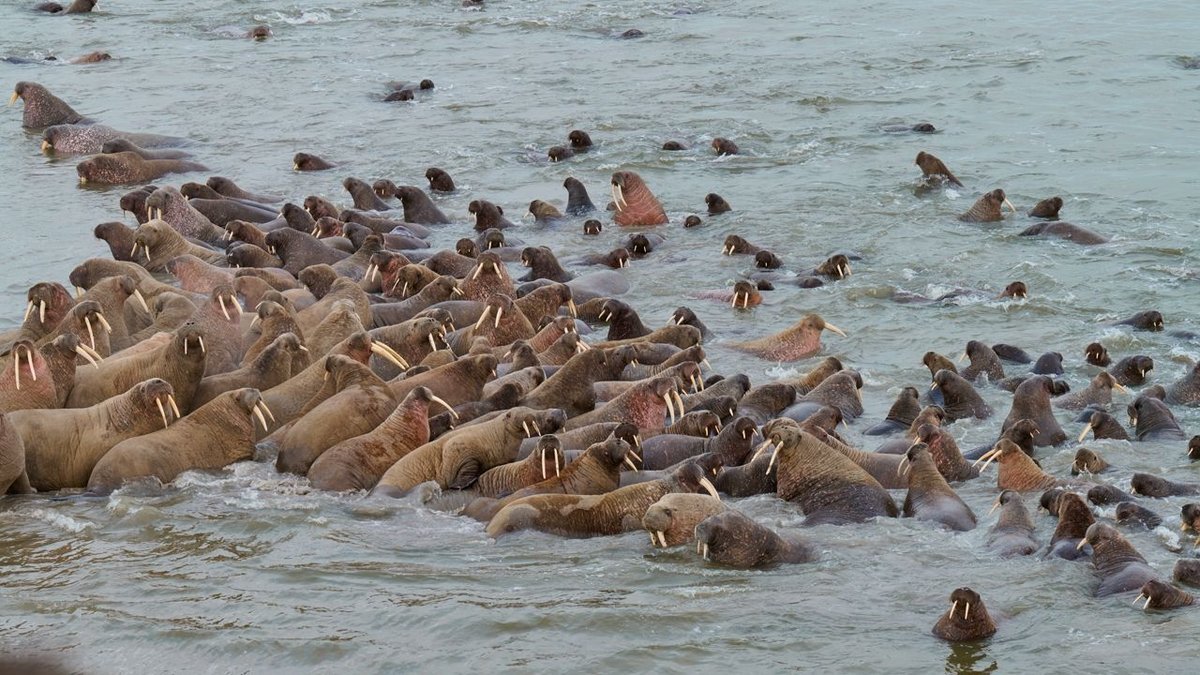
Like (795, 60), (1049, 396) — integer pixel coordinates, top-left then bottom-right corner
(1053, 372), (1126, 411)
(2, 281), (76, 347)
(1110, 355), (1154, 387)
(693, 510), (817, 568)
(11, 378), (180, 491)
(959, 189), (1016, 223)
(959, 341), (1004, 382)
(547, 146), (574, 162)
(930, 369), (991, 421)
(42, 124), (190, 155)
(704, 193), (732, 215)
(561, 176), (596, 215)
(753, 250), (783, 270)
(386, 184), (450, 224)
(1002, 376), (1066, 446)
(131, 220), (225, 272)
(1079, 522), (1159, 596)
(1019, 221), (1110, 245)
(985, 490), (1038, 557)
(787, 370), (864, 422)
(521, 347), (632, 417)
(307, 386), (453, 491)
(34, 0), (96, 13)
(642, 493), (728, 548)
(914, 151), (962, 187)
(1131, 472), (1199, 498)
(864, 387), (921, 436)
(467, 438), (568, 499)
(1028, 196), (1062, 219)
(1166, 363), (1200, 405)
(10, 81), (89, 128)
(611, 171), (668, 226)
(931, 588), (997, 642)
(77, 152), (207, 186)
(1084, 342), (1111, 367)
(374, 407), (566, 496)
(1070, 447), (1110, 476)
(465, 437), (633, 522)
(582, 219), (603, 235)
(1128, 395), (1186, 440)
(87, 388), (268, 493)
(1134, 579), (1194, 611)
(900, 443), (976, 531)
(1116, 310), (1164, 332)
(0, 341), (60, 413)
(730, 314), (846, 361)
(38, 334), (93, 407)
(293, 152), (336, 171)
(1189, 436), (1200, 461)
(711, 138), (739, 156)
(486, 462), (718, 538)
(1031, 352), (1064, 376)
(0, 413), (26, 494)
(65, 324), (206, 412)
(768, 426), (898, 525)
(564, 376), (680, 431)
(637, 417), (755, 470)
(418, 167), (455, 193)
(1182, 504), (1200, 534)
(1114, 502), (1161, 529)
(1045, 492), (1095, 560)
(973, 439), (1061, 492)
(193, 333), (305, 407)
(1086, 484), (1135, 507)
(1076, 409), (1129, 442)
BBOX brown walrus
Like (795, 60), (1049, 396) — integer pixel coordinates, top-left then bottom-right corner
(768, 426), (898, 525)
(914, 151), (962, 187)
(0, 413), (28, 494)
(307, 386), (453, 491)
(730, 314), (846, 361)
(77, 152), (207, 185)
(1070, 447), (1110, 476)
(611, 171), (668, 226)
(0, 341), (59, 413)
(985, 490), (1038, 557)
(931, 369), (992, 421)
(10, 81), (89, 128)
(1130, 472), (1199, 498)
(293, 152), (336, 171)
(192, 333), (306, 407)
(564, 376), (679, 431)
(642, 493), (728, 548)
(1134, 579), (1194, 611)
(693, 510), (817, 568)
(1053, 371), (1125, 411)
(973, 439), (1061, 492)
(11, 378), (179, 491)
(66, 325), (207, 413)
(274, 356), (397, 475)
(931, 588), (997, 641)
(958, 189), (1016, 223)
(1028, 196), (1063, 219)
(959, 340), (1004, 382)
(87, 388), (269, 493)
(900, 443), (976, 531)
(1078, 522), (1159, 596)
(1002, 376), (1066, 446)
(373, 407), (567, 496)
(486, 462), (719, 538)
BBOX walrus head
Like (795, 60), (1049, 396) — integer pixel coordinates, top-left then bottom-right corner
(815, 254), (852, 280)
(959, 188), (1015, 223)
(610, 171), (668, 226)
(973, 438), (1056, 491)
(425, 167), (455, 192)
(754, 250), (783, 269)
(76, 152), (147, 186)
(922, 351), (956, 378)
(1119, 310), (1164, 332)
(684, 215), (703, 228)
(11, 81), (85, 128)
(372, 179), (399, 199)
(913, 151), (961, 186)
(247, 25), (272, 40)
(293, 152), (334, 172)
(711, 137), (739, 156)
(127, 378), (181, 430)
(999, 281), (1027, 299)
(1070, 447), (1109, 476)
(627, 234), (654, 256)
(468, 200), (508, 231)
(568, 130), (593, 150)
(23, 282), (74, 330)
(547, 146), (574, 163)
(583, 219), (603, 235)
(932, 588), (996, 642)
(705, 193), (731, 214)
(1181, 503), (1200, 534)
(1028, 196), (1063, 219)
(1188, 436), (1200, 461)
(1135, 579), (1195, 611)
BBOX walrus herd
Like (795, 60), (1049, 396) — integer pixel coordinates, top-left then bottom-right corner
(6, 65), (1200, 648)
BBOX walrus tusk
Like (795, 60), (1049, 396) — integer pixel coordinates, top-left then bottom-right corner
(1113, 382), (1129, 394)
(554, 451), (560, 477)
(672, 390), (686, 416)
(823, 322), (847, 337)
(1143, 595), (1153, 611)
(626, 448), (642, 463)
(428, 394), (457, 418)
(95, 312), (112, 333)
(766, 442), (781, 475)
(257, 400), (275, 423)
(401, 281), (409, 298)
(1130, 415), (1138, 428)
(964, 603), (970, 620)
(156, 397), (169, 430)
(197, 336), (206, 354)
(1134, 593), (1146, 606)
(971, 447), (997, 468)
(957, 352), (968, 364)
(8, 92), (18, 106)
(566, 298), (578, 318)
(143, 244), (152, 262)
(1077, 424), (1093, 443)
(1075, 538), (1088, 551)
(656, 531), (666, 548)
(253, 404), (269, 433)
(699, 477), (719, 499)
(23, 300), (33, 322)
(428, 333), (439, 354)
(366, 264), (377, 282)
(491, 261), (501, 277)
(701, 542), (710, 561)
(896, 456), (908, 478)
(741, 293), (749, 309)
(39, 300), (47, 324)
(493, 305), (503, 329)
(522, 421), (531, 438)
(218, 295), (231, 321)
(370, 342), (409, 369)
(664, 392), (676, 425)
(598, 308), (610, 322)
(950, 600), (959, 619)
(531, 421), (541, 436)
(85, 316), (97, 350)
(474, 306), (491, 331)
(25, 348), (36, 382)
(451, 286), (464, 297)
(730, 293), (739, 309)
(987, 498), (1001, 517)
(623, 455), (638, 471)
(1003, 198), (1017, 214)
(133, 289), (150, 313)
(75, 345), (100, 368)
(978, 449), (1000, 473)
(13, 348), (21, 391)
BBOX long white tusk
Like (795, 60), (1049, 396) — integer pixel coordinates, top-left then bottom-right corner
(197, 336), (206, 353)
(428, 333), (438, 354)
(85, 316), (97, 350)
(156, 397), (169, 430)
(23, 300), (32, 322)
(26, 348), (36, 382)
(428, 394), (457, 418)
(168, 394), (181, 419)
(253, 404), (269, 433)
(823, 322), (847, 337)
(699, 477), (719, 500)
(1003, 198), (1017, 214)
(950, 600), (959, 619)
(664, 392), (676, 425)
(474, 306), (491, 331)
(1077, 424), (1092, 443)
(75, 345), (100, 369)
(624, 455), (638, 471)
(95, 312), (112, 333)
(133, 289), (150, 313)
(39, 300), (46, 324)
(766, 442), (781, 475)
(494, 305), (503, 329)
(370, 342), (409, 369)
(522, 421), (531, 438)
(257, 400), (275, 423)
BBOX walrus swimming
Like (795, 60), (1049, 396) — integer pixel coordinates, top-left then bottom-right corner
(1053, 372), (1126, 411)
(959, 189), (1016, 222)
(730, 314), (846, 361)
(293, 152), (336, 171)
(1046, 492), (1094, 560)
(711, 138), (739, 156)
(87, 388), (268, 493)
(1078, 522), (1159, 596)
(1019, 221), (1110, 245)
(77, 152), (207, 185)
(959, 341), (1004, 382)
(642, 493), (728, 548)
(1070, 447), (1110, 476)
(611, 171), (668, 226)
(10, 81), (89, 128)
(693, 510), (818, 568)
(973, 439), (1061, 492)
(768, 426), (898, 525)
(1109, 355), (1154, 387)
(1002, 376), (1066, 446)
(1028, 196), (1063, 219)
(931, 588), (997, 642)
(35, 0), (96, 13)
(931, 369), (992, 421)
(1130, 472), (1199, 498)
(914, 151), (962, 187)
(985, 490), (1038, 557)
(1128, 395), (1186, 440)
(900, 443), (976, 531)
(1134, 579), (1194, 611)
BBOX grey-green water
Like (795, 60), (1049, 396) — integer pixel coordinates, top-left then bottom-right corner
(3, 0), (1200, 672)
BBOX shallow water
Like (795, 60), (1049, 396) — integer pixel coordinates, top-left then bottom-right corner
(3, 0), (1200, 672)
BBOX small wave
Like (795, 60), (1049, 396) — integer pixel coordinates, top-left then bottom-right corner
(27, 508), (95, 534)
(258, 9), (336, 25)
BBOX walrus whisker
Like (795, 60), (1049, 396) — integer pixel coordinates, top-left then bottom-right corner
(133, 289), (150, 313)
(699, 477), (719, 500)
(156, 397), (169, 430)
